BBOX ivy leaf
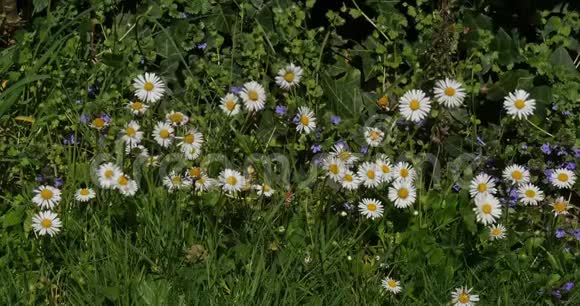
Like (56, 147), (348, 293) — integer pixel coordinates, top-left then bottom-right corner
(549, 47), (579, 75)
(493, 28), (522, 66)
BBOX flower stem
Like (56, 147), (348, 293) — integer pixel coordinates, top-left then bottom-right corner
(525, 118), (554, 137)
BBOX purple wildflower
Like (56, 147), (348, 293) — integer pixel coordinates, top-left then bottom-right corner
(452, 184), (461, 192)
(275, 105), (287, 116)
(553, 290), (561, 298)
(330, 115), (341, 125)
(292, 115), (300, 125)
(573, 230), (580, 241)
(230, 86), (242, 94)
(343, 202), (354, 211)
(555, 229), (566, 238)
(541, 143), (551, 155)
(551, 104), (558, 111)
(63, 134), (76, 145)
(573, 147), (580, 158)
(80, 114), (89, 124)
(310, 143), (322, 154)
(507, 187), (519, 207)
(557, 149), (568, 156)
(36, 176), (45, 183)
(335, 140), (349, 150)
(544, 169), (554, 183)
(196, 42), (207, 50)
(101, 114), (111, 123)
(562, 282), (575, 292)
(521, 143), (528, 151)
(562, 111), (571, 116)
(564, 162), (576, 170)
(315, 131), (321, 139)
(360, 145), (368, 155)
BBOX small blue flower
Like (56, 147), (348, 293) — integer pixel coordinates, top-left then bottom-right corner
(196, 42), (207, 50)
(573, 230), (580, 241)
(562, 282), (575, 292)
(557, 149), (568, 156)
(292, 115), (300, 125)
(541, 143), (551, 155)
(310, 143), (322, 154)
(53, 178), (63, 188)
(36, 176), (45, 183)
(315, 131), (321, 139)
(230, 86), (242, 94)
(562, 111), (571, 116)
(63, 134), (76, 145)
(275, 105), (287, 116)
(555, 229), (566, 238)
(360, 145), (368, 155)
(551, 104), (558, 111)
(544, 169), (554, 183)
(102, 114), (111, 123)
(330, 115), (341, 125)
(80, 114), (89, 124)
(452, 184), (461, 192)
(564, 162), (576, 170)
(573, 147), (580, 158)
(521, 143), (528, 151)
(552, 290), (561, 298)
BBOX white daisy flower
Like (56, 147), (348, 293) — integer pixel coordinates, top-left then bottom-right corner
(517, 183), (544, 206)
(255, 183), (275, 197)
(187, 167), (203, 179)
(194, 174), (216, 192)
(489, 224), (506, 240)
(178, 128), (204, 150)
(121, 120), (143, 149)
(433, 78), (466, 108)
(219, 169), (245, 193)
(182, 145), (202, 161)
(219, 93), (241, 116)
(125, 144), (149, 158)
(97, 162), (122, 189)
(388, 180), (416, 208)
(381, 277), (402, 294)
(375, 155), (393, 183)
(550, 168), (576, 189)
(358, 198), (384, 220)
(364, 127), (384, 147)
(469, 173), (497, 198)
(323, 157), (346, 182)
(133, 72), (166, 103)
(451, 287), (479, 306)
(163, 171), (189, 192)
(115, 174), (138, 197)
(295, 106), (317, 134)
(145, 155), (160, 167)
(393, 161), (416, 182)
(503, 89), (535, 119)
(90, 117), (109, 130)
(550, 197), (570, 216)
(329, 143), (358, 166)
(32, 211), (62, 237)
(152, 121), (174, 147)
(32, 185), (61, 210)
(502, 164), (530, 185)
(340, 170), (361, 190)
(127, 100), (148, 115)
(357, 162), (381, 188)
(399, 89), (431, 122)
(473, 194), (501, 225)
(165, 111), (189, 126)
(275, 63), (303, 90)
(74, 187), (96, 202)
(240, 81), (266, 112)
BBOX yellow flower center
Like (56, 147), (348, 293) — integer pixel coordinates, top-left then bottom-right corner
(554, 201), (567, 212)
(171, 176), (182, 185)
(400, 168), (409, 178)
(248, 90), (259, 101)
(477, 183), (487, 193)
(377, 96), (389, 108)
(458, 292), (470, 304)
(387, 280), (397, 288)
(40, 189), (54, 200)
(367, 170), (375, 179)
(344, 174), (353, 182)
(491, 228), (501, 236)
(338, 151), (350, 161)
(398, 188), (409, 199)
(189, 167), (202, 178)
(126, 127), (136, 137)
(369, 131), (380, 140)
(143, 82), (154, 92)
(118, 176), (128, 186)
(557, 173), (568, 182)
(131, 101), (143, 110)
(482, 203), (492, 214)
(92, 118), (105, 128)
(169, 112), (184, 123)
(263, 185), (271, 192)
(514, 99), (525, 109)
(283, 72), (294, 82)
(525, 190), (535, 198)
(328, 164), (339, 175)
(184, 134), (195, 144)
(300, 115), (310, 126)
(159, 129), (170, 139)
(367, 203), (377, 211)
(79, 189), (90, 196)
(409, 99), (420, 111)
(225, 100), (236, 111)
(511, 170), (523, 180)
(381, 165), (390, 174)
(104, 170), (114, 178)
(445, 87), (456, 96)
(226, 176), (237, 186)
(41, 218), (53, 229)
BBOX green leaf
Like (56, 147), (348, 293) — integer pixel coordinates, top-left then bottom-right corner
(493, 28), (521, 66)
(549, 47), (579, 75)
(2, 208), (25, 228)
(486, 70), (533, 101)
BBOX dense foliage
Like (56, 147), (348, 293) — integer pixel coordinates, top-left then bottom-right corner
(1, 0), (579, 305)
